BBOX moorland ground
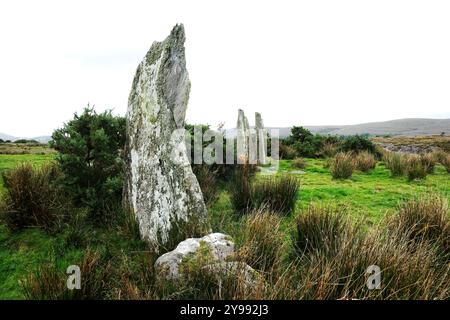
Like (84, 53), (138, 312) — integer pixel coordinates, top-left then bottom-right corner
(0, 141), (448, 299)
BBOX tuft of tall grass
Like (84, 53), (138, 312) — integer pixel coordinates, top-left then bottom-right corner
(237, 210), (284, 272)
(441, 153), (450, 173)
(330, 152), (354, 179)
(292, 157), (307, 169)
(1, 162), (69, 233)
(321, 142), (339, 158)
(383, 152), (405, 177)
(289, 201), (450, 299)
(250, 175), (299, 216)
(405, 154), (428, 181)
(22, 249), (112, 300)
(193, 165), (219, 205)
(293, 204), (359, 258)
(230, 162), (253, 214)
(354, 151), (377, 172)
(420, 153), (436, 174)
(388, 195), (449, 259)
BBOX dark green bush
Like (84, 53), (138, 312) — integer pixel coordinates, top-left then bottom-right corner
(340, 135), (378, 155)
(51, 106), (126, 222)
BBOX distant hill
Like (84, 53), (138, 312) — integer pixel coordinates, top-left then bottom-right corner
(227, 118), (450, 138)
(312, 118), (450, 136)
(0, 133), (52, 143)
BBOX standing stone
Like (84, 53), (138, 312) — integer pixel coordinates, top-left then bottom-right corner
(236, 109), (249, 163)
(255, 112), (267, 164)
(124, 24), (209, 252)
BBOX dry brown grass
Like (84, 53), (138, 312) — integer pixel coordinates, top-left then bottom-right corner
(330, 152), (354, 179)
(354, 151), (377, 172)
(372, 135), (450, 152)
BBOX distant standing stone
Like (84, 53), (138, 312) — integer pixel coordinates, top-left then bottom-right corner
(124, 24), (209, 252)
(255, 112), (267, 164)
(237, 109), (250, 163)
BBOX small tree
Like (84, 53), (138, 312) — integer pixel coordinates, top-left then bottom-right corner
(51, 106), (126, 222)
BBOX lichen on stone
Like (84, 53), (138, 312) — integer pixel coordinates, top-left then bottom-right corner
(124, 24), (209, 252)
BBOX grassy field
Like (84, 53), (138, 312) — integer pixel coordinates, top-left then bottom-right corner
(0, 152), (449, 299)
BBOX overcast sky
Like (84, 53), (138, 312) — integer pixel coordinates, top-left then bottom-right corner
(1, 0), (450, 137)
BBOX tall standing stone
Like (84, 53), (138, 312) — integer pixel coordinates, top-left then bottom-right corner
(255, 112), (267, 164)
(124, 24), (209, 252)
(236, 109), (249, 163)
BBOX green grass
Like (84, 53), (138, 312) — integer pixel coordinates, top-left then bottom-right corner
(209, 158), (450, 234)
(279, 158), (450, 223)
(0, 154), (449, 299)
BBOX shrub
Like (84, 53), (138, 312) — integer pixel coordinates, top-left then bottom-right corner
(383, 152), (405, 176)
(354, 151), (377, 172)
(1, 162), (68, 233)
(330, 152), (354, 179)
(238, 211), (284, 272)
(405, 154), (428, 181)
(420, 153), (436, 174)
(250, 175), (299, 216)
(51, 106), (126, 222)
(291, 157), (307, 169)
(340, 135), (378, 155)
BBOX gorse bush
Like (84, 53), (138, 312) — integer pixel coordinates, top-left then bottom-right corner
(405, 154), (428, 181)
(291, 157), (307, 169)
(340, 135), (378, 156)
(354, 151), (377, 172)
(330, 152), (354, 179)
(1, 162), (69, 233)
(51, 106), (126, 222)
(383, 152), (405, 176)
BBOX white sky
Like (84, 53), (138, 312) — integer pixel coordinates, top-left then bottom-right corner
(1, 0), (450, 137)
